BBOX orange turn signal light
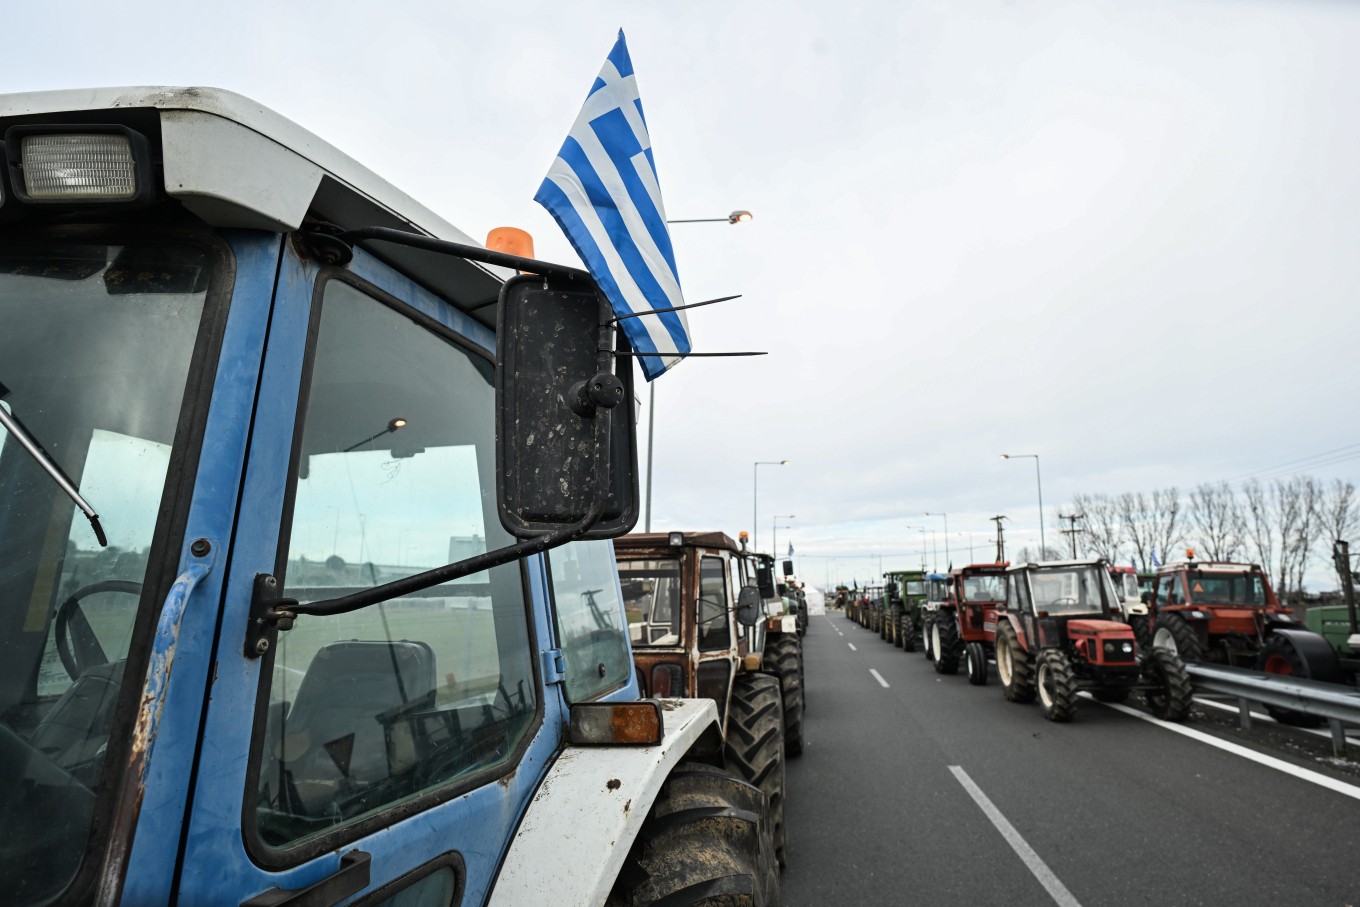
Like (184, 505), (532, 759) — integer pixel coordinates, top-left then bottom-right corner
(568, 700), (664, 746)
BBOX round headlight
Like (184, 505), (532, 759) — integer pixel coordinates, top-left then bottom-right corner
(1121, 642), (1133, 653)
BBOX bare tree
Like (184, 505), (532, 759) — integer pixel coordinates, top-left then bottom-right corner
(1242, 478), (1279, 588)
(1148, 487), (1185, 566)
(1118, 492), (1155, 572)
(1072, 493), (1123, 564)
(1320, 479), (1360, 587)
(1280, 476), (1322, 596)
(1187, 481), (1245, 561)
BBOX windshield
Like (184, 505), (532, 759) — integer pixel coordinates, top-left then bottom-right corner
(0, 238), (211, 902)
(904, 580), (926, 596)
(1185, 570), (1267, 606)
(1027, 566), (1109, 615)
(619, 558), (683, 647)
(961, 573), (1005, 602)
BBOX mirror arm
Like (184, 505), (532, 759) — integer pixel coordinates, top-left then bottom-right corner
(245, 354), (619, 658)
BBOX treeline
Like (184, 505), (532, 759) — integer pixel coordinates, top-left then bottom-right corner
(1065, 477), (1358, 596)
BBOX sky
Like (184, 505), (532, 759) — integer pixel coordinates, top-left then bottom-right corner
(9, 0), (1359, 587)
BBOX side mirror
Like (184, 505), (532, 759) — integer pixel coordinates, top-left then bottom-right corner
(496, 275), (639, 538)
(782, 559), (794, 577)
(736, 586), (763, 628)
(755, 562), (776, 600)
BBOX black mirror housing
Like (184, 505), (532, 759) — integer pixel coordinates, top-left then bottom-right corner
(496, 274), (639, 539)
(736, 585), (763, 627)
(755, 562), (776, 600)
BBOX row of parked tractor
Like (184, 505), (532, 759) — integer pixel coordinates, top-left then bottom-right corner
(836, 551), (1360, 724)
(612, 531), (810, 870)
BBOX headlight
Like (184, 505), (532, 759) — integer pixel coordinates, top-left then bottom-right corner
(5, 125), (152, 205)
(1121, 642), (1133, 654)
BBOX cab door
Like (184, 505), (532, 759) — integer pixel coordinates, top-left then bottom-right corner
(168, 241), (564, 907)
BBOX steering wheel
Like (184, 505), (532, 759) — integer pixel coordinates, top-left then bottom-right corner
(54, 580), (142, 680)
(1051, 596), (1078, 607)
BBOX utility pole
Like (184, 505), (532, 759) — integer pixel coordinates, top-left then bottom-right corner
(1058, 512), (1085, 559)
(990, 515), (1008, 563)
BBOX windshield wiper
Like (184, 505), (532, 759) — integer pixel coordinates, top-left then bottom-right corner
(0, 382), (107, 547)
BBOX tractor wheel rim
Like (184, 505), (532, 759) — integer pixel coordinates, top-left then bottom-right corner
(1038, 662), (1052, 707)
(1262, 654), (1294, 675)
(1153, 628), (1177, 653)
(997, 640), (1011, 683)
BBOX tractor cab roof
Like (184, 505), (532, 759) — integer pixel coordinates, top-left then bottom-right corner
(0, 86), (504, 326)
(952, 562), (1009, 576)
(614, 531), (741, 555)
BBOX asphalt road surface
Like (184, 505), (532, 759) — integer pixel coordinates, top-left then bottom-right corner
(780, 611), (1360, 906)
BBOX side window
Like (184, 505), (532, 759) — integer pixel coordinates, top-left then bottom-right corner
(698, 556), (731, 651)
(1159, 575), (1180, 605)
(252, 280), (537, 853)
(548, 539), (630, 701)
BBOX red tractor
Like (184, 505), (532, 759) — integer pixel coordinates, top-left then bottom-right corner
(993, 560), (1193, 722)
(1147, 552), (1340, 723)
(930, 563), (1009, 684)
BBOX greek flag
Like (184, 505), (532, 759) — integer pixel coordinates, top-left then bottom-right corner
(1150, 548), (1162, 567)
(536, 30), (691, 381)
(787, 542), (795, 557)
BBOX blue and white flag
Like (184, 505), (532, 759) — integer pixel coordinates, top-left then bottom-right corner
(787, 542), (795, 558)
(536, 30), (691, 381)
(1150, 548), (1162, 567)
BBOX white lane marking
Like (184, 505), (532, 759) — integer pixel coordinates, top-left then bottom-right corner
(949, 766), (1083, 907)
(1192, 696), (1360, 744)
(1098, 701), (1360, 802)
(847, 642), (857, 651)
(870, 668), (890, 688)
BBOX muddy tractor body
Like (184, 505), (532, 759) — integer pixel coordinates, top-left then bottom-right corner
(993, 561), (1193, 722)
(931, 564), (1008, 683)
(614, 532), (793, 864)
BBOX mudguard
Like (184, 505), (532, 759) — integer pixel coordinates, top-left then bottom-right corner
(1268, 629), (1344, 683)
(487, 698), (723, 906)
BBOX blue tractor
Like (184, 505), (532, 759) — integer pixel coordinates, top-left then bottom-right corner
(0, 87), (778, 906)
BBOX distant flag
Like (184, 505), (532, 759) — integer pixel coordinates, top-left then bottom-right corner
(536, 30), (691, 381)
(1150, 548), (1162, 567)
(787, 542), (795, 557)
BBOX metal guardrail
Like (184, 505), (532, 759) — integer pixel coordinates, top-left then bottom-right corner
(1185, 662), (1360, 756)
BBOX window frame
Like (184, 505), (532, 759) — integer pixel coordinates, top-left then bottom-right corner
(697, 554), (732, 652)
(241, 267), (542, 871)
(544, 540), (630, 703)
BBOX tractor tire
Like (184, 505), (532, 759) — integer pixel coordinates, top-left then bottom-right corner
(933, 615), (963, 675)
(762, 636), (805, 757)
(900, 613), (917, 652)
(1128, 614), (1153, 653)
(879, 610), (888, 640)
(1256, 635), (1326, 728)
(1142, 648), (1193, 722)
(1153, 612), (1203, 663)
(605, 762), (780, 906)
(891, 608), (904, 647)
(725, 672), (789, 868)
(996, 622), (1035, 703)
(965, 641), (988, 686)
(1036, 649), (1079, 722)
(922, 615), (936, 661)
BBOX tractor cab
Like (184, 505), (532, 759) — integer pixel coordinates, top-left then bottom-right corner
(930, 564), (1010, 680)
(882, 569), (928, 649)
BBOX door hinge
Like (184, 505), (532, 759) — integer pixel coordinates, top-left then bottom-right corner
(542, 648), (566, 685)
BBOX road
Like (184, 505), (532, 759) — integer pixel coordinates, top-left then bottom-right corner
(780, 611), (1360, 906)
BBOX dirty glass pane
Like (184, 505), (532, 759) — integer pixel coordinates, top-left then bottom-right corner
(549, 539), (630, 701)
(698, 556), (731, 651)
(0, 240), (209, 903)
(619, 558), (682, 647)
(255, 280), (535, 849)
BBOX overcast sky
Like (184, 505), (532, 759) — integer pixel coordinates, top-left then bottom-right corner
(12, 0), (1359, 586)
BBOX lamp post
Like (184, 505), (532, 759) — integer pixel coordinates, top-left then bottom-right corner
(773, 515), (795, 560)
(753, 460), (789, 551)
(644, 209), (754, 531)
(925, 511), (950, 567)
(1001, 453), (1045, 555)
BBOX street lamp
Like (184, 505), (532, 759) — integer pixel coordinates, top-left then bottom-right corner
(773, 515), (796, 559)
(925, 511), (950, 567)
(1000, 453), (1045, 555)
(644, 210), (754, 531)
(666, 210), (753, 224)
(753, 460), (789, 551)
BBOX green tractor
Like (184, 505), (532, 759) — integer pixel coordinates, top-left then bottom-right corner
(1304, 540), (1360, 685)
(883, 570), (929, 651)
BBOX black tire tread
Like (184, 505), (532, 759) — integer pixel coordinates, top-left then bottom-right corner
(725, 672), (788, 868)
(1037, 649), (1079, 722)
(934, 611), (963, 675)
(762, 635), (805, 757)
(997, 622), (1035, 703)
(1141, 647), (1193, 722)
